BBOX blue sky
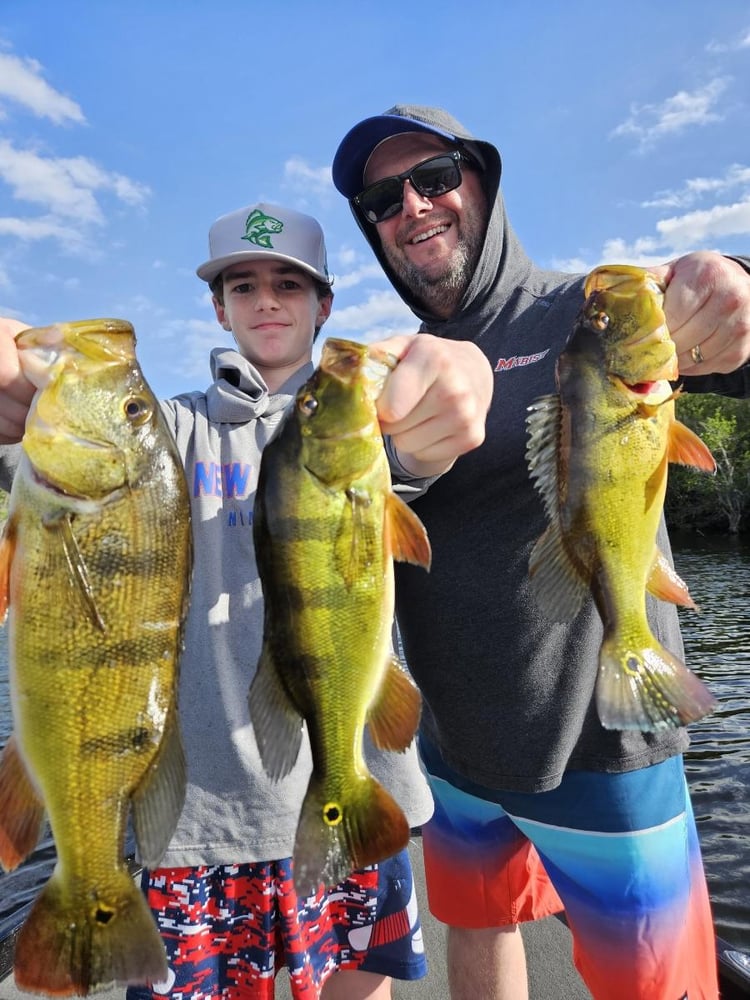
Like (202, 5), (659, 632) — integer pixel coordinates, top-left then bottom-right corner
(1, 1), (749, 400)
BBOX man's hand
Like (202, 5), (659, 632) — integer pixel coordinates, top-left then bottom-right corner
(650, 252), (750, 375)
(0, 318), (34, 444)
(371, 332), (493, 478)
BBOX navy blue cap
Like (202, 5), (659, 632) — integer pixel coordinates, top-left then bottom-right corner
(332, 113), (460, 199)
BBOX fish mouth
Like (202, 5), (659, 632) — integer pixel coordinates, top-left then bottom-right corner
(16, 320), (136, 388)
(320, 338), (398, 398)
(584, 265), (666, 299)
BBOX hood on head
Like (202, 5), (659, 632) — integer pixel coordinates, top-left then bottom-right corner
(332, 105), (507, 327)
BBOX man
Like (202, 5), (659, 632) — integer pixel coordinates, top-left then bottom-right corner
(332, 104), (750, 1000)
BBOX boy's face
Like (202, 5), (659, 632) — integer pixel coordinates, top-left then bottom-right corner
(213, 259), (331, 380)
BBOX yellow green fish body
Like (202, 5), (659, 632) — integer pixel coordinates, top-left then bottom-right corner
(526, 266), (717, 730)
(0, 320), (192, 995)
(249, 338), (431, 896)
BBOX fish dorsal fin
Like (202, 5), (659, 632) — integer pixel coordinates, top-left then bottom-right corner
(0, 734), (46, 871)
(367, 656), (421, 752)
(668, 420), (716, 473)
(526, 393), (590, 621)
(646, 548), (698, 609)
(130, 710), (186, 867)
(525, 394), (563, 524)
(384, 492), (431, 569)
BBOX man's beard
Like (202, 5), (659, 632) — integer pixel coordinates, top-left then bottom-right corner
(382, 208), (484, 318)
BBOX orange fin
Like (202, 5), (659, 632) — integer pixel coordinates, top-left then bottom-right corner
(646, 548), (698, 609)
(668, 420), (716, 473)
(385, 491), (431, 569)
(13, 868), (167, 996)
(597, 635), (717, 731)
(0, 734), (46, 872)
(292, 772), (410, 897)
(0, 514), (18, 621)
(367, 656), (421, 752)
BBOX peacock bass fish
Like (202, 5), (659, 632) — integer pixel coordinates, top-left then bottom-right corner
(0, 319), (192, 995)
(248, 337), (431, 896)
(525, 265), (717, 731)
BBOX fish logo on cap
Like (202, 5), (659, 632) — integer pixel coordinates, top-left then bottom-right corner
(242, 209), (284, 249)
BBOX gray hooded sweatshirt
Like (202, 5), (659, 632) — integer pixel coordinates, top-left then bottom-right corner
(345, 104), (750, 793)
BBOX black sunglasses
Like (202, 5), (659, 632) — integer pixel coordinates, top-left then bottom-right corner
(353, 150), (476, 224)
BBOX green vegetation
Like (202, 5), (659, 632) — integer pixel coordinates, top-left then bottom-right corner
(665, 392), (750, 535)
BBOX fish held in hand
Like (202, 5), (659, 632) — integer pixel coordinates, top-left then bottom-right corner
(249, 337), (431, 897)
(0, 319), (192, 995)
(525, 265), (717, 731)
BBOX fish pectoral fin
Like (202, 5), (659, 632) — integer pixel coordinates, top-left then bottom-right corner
(367, 656), (421, 752)
(647, 548), (698, 609)
(668, 420), (716, 473)
(48, 512), (107, 631)
(597, 635), (717, 731)
(384, 492), (431, 569)
(130, 711), (186, 868)
(0, 734), (46, 871)
(0, 514), (18, 621)
(335, 488), (378, 589)
(292, 773), (410, 898)
(528, 521), (589, 622)
(248, 645), (304, 780)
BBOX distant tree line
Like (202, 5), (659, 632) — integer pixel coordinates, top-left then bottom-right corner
(665, 391), (750, 536)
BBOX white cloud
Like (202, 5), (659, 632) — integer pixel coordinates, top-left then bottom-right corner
(332, 262), (386, 290)
(610, 78), (729, 148)
(642, 164), (750, 209)
(706, 29), (750, 54)
(283, 156), (332, 195)
(0, 51), (85, 124)
(0, 140), (150, 223)
(326, 289), (416, 341)
(655, 198), (750, 251)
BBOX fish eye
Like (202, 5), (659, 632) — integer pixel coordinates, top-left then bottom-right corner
(123, 395), (151, 426)
(298, 392), (318, 417)
(591, 310), (610, 331)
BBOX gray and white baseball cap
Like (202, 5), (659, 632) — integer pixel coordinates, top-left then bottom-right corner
(196, 201), (331, 285)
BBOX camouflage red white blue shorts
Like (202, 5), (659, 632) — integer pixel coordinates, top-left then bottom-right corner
(124, 848), (426, 1000)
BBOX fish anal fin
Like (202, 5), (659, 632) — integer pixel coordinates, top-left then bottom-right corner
(367, 656), (421, 752)
(0, 734), (46, 871)
(597, 636), (717, 731)
(130, 711), (186, 868)
(292, 773), (410, 897)
(248, 645), (304, 781)
(647, 548), (697, 609)
(668, 420), (716, 473)
(384, 492), (431, 569)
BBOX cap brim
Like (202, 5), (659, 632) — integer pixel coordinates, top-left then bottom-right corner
(196, 250), (330, 285)
(332, 115), (458, 199)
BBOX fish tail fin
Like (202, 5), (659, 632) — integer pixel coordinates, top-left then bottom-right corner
(597, 634), (717, 731)
(0, 734), (46, 871)
(293, 772), (410, 898)
(13, 869), (167, 996)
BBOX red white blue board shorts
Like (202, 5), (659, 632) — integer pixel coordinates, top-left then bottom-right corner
(125, 848), (426, 1000)
(419, 735), (719, 1000)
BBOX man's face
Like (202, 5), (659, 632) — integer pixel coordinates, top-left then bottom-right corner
(363, 133), (488, 317)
